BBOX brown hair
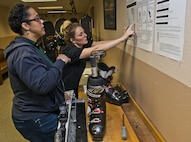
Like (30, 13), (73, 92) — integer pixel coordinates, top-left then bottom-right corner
(64, 22), (81, 45)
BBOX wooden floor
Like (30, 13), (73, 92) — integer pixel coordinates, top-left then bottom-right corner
(78, 86), (139, 142)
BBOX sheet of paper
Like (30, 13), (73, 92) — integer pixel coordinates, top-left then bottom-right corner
(126, 0), (137, 46)
(137, 0), (155, 52)
(154, 0), (187, 61)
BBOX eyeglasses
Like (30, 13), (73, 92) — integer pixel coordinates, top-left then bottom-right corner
(23, 16), (42, 23)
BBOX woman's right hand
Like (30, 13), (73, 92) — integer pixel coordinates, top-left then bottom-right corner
(57, 54), (71, 63)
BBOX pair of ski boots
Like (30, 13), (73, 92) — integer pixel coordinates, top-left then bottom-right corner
(86, 50), (129, 141)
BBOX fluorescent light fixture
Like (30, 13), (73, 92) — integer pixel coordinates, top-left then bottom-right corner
(21, 0), (57, 2)
(47, 11), (67, 14)
(38, 6), (63, 10)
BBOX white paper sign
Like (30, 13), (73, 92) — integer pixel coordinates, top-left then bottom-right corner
(155, 0), (187, 61)
(126, 0), (137, 46)
(137, 0), (155, 52)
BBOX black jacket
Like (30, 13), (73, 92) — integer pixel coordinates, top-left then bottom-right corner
(4, 36), (66, 120)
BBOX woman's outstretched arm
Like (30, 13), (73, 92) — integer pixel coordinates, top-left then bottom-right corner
(80, 24), (135, 59)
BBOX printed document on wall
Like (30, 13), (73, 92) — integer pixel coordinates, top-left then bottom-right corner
(126, 0), (137, 46)
(155, 0), (187, 61)
(137, 0), (154, 52)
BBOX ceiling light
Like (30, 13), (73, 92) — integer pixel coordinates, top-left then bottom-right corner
(38, 6), (63, 10)
(47, 11), (67, 14)
(21, 0), (57, 2)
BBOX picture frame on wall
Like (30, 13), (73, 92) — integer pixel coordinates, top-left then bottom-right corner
(103, 0), (116, 30)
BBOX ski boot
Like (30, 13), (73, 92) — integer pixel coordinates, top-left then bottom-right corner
(104, 85), (129, 106)
(87, 50), (106, 141)
(98, 62), (116, 86)
(98, 62), (129, 106)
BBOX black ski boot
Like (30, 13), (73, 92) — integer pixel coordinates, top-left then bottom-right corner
(104, 85), (129, 106)
(87, 77), (106, 141)
(86, 50), (106, 141)
(98, 62), (129, 106)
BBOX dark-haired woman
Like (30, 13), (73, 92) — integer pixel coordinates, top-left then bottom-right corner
(4, 3), (71, 142)
(61, 22), (134, 98)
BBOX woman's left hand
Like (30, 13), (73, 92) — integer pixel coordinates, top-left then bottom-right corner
(122, 23), (135, 41)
